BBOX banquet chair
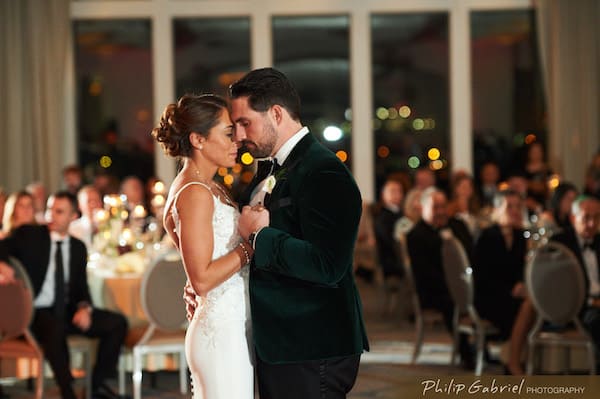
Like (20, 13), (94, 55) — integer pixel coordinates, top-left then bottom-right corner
(440, 234), (500, 376)
(0, 257), (44, 399)
(525, 242), (596, 375)
(118, 251), (188, 399)
(394, 234), (445, 364)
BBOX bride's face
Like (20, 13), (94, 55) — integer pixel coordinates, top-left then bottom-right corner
(202, 109), (238, 168)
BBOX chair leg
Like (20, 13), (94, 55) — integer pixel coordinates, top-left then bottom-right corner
(526, 341), (535, 375)
(118, 354), (126, 396)
(84, 349), (92, 399)
(132, 349), (143, 399)
(587, 343), (596, 375)
(35, 356), (44, 399)
(450, 308), (460, 366)
(412, 315), (424, 364)
(474, 332), (485, 376)
(179, 350), (188, 394)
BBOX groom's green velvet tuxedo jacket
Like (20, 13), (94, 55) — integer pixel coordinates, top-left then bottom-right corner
(242, 133), (369, 364)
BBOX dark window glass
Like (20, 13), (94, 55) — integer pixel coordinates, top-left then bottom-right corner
(74, 19), (154, 184)
(471, 10), (546, 177)
(371, 13), (449, 193)
(174, 18), (251, 194)
(273, 16), (352, 169)
(174, 18), (251, 98)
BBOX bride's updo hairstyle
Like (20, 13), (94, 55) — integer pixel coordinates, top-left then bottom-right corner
(152, 94), (229, 158)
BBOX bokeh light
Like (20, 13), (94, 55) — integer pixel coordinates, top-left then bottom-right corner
(323, 126), (343, 142)
(99, 155), (112, 168)
(408, 156), (420, 169)
(398, 105), (411, 118)
(336, 150), (348, 163)
(427, 148), (441, 161)
(377, 146), (390, 158)
(241, 152), (254, 165)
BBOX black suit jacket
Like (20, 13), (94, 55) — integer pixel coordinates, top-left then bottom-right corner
(406, 218), (473, 307)
(374, 207), (403, 277)
(473, 224), (526, 316)
(551, 228), (600, 300)
(0, 224), (92, 315)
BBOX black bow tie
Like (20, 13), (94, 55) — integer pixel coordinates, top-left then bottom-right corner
(583, 241), (594, 251)
(255, 158), (280, 182)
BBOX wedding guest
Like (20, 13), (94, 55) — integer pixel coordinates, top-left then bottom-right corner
(448, 171), (480, 238)
(69, 185), (103, 251)
(374, 178), (405, 314)
(473, 190), (527, 340)
(505, 195), (600, 375)
(478, 161), (501, 208)
(62, 165), (84, 196)
(93, 170), (119, 197)
(539, 182), (578, 236)
(120, 175), (146, 211)
(406, 187), (474, 369)
(26, 181), (47, 224)
(523, 141), (553, 208)
(353, 201), (377, 282)
(0, 191), (127, 399)
(584, 153), (600, 199)
(394, 188), (422, 237)
(1, 191), (36, 239)
(552, 196), (600, 369)
(413, 167), (436, 191)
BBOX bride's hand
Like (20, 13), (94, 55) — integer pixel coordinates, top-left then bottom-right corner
(238, 205), (270, 240)
(183, 280), (198, 321)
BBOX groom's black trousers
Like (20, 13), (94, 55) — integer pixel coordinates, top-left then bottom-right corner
(256, 353), (361, 399)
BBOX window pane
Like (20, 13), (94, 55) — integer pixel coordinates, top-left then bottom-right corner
(173, 18), (251, 194)
(74, 19), (154, 184)
(371, 13), (449, 193)
(174, 18), (251, 98)
(471, 10), (546, 177)
(273, 16), (351, 169)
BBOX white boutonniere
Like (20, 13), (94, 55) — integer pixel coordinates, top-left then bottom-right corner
(264, 175), (277, 194)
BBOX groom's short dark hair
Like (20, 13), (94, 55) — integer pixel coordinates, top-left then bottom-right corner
(229, 67), (302, 122)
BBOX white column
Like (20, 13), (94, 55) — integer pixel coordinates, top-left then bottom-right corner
(152, 1), (176, 184)
(449, 0), (472, 175)
(251, 1), (272, 69)
(350, 8), (375, 202)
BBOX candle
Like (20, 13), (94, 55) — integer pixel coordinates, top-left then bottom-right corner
(132, 205), (147, 219)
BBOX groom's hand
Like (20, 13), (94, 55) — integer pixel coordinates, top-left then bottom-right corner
(239, 205), (270, 241)
(183, 280), (198, 320)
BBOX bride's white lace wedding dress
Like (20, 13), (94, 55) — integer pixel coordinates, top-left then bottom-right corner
(171, 182), (254, 399)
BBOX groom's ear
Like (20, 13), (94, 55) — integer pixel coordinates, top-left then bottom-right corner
(269, 105), (284, 126)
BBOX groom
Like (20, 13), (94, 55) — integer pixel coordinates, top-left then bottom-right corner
(233, 68), (368, 398)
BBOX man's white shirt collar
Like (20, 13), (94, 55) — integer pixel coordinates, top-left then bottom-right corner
(274, 126), (309, 165)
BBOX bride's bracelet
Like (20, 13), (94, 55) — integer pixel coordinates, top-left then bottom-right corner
(237, 242), (251, 266)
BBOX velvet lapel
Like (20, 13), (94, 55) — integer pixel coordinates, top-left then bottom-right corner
(264, 134), (315, 210)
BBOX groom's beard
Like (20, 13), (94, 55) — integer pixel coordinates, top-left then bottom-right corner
(244, 118), (278, 159)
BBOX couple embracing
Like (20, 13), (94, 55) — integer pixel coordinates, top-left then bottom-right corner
(154, 68), (369, 399)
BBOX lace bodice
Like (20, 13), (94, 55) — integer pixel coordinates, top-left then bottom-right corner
(170, 182), (249, 333)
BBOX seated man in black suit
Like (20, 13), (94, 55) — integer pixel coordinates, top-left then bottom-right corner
(551, 195), (600, 368)
(406, 187), (474, 368)
(374, 178), (405, 314)
(0, 191), (127, 399)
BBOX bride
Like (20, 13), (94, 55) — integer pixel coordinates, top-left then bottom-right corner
(152, 94), (257, 398)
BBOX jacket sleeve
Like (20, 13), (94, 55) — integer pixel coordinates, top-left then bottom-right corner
(253, 164), (362, 287)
